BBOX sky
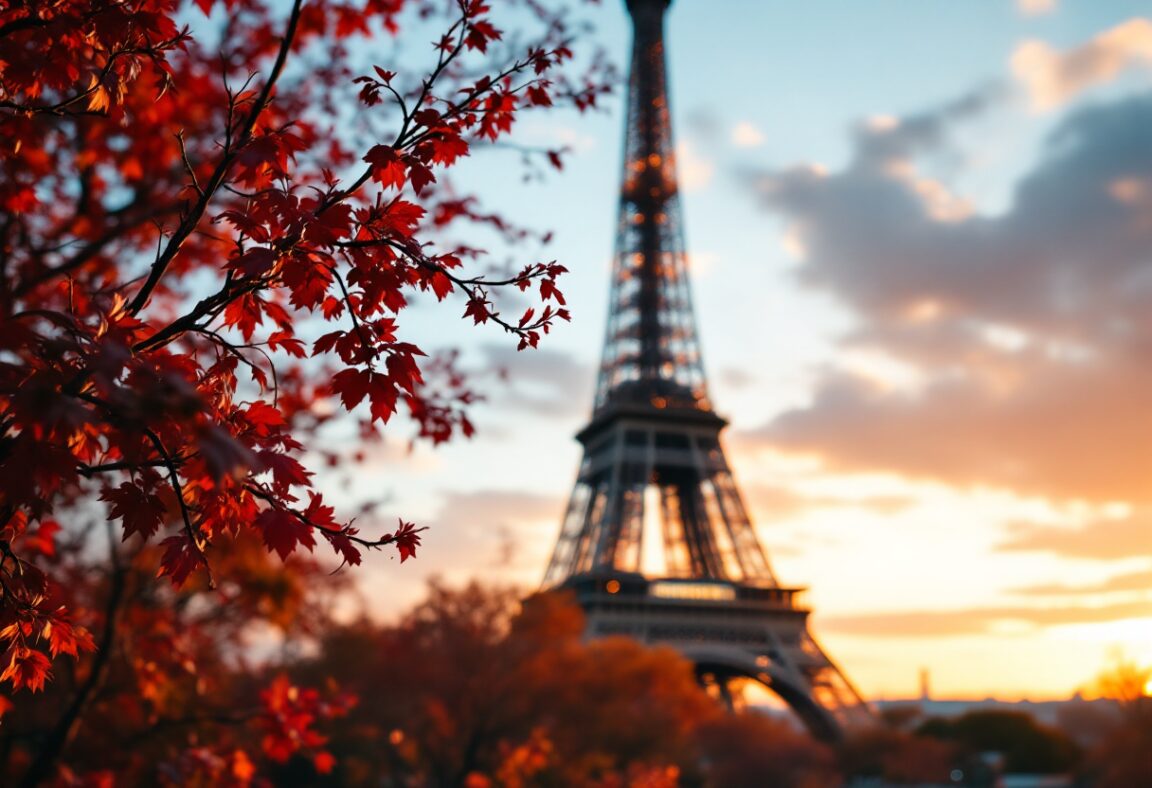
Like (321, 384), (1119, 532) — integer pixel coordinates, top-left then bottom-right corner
(332, 0), (1152, 702)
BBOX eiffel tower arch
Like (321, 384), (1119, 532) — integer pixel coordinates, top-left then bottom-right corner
(542, 0), (871, 741)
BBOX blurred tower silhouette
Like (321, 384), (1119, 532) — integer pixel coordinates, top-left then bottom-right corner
(542, 0), (870, 740)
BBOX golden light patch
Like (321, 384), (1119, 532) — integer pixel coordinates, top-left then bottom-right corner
(779, 225), (807, 260)
(865, 114), (899, 132)
(840, 349), (925, 392)
(1016, 0), (1056, 17)
(912, 176), (974, 222)
(1109, 177), (1147, 204)
(686, 251), (720, 277)
(903, 299), (944, 323)
(731, 121), (765, 148)
(674, 139), (713, 192)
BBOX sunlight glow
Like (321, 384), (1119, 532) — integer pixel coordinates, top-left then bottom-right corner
(731, 121), (766, 148)
(865, 114), (899, 132)
(840, 349), (924, 391)
(1051, 618), (1152, 649)
(979, 323), (1030, 352)
(1109, 177), (1147, 205)
(779, 226), (807, 261)
(903, 299), (944, 323)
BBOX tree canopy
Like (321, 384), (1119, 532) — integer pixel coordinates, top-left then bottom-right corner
(0, 0), (609, 780)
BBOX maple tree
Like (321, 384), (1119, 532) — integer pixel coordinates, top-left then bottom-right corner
(289, 582), (719, 786)
(0, 0), (611, 781)
(837, 721), (958, 785)
(0, 532), (356, 784)
(285, 581), (861, 787)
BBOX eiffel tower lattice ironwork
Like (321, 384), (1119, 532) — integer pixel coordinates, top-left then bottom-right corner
(543, 0), (870, 740)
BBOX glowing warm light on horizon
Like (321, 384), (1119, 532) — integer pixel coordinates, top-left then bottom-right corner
(1051, 618), (1152, 649)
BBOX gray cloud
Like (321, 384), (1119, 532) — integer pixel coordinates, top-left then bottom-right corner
(685, 105), (723, 146)
(717, 365), (758, 391)
(746, 89), (1152, 505)
(850, 86), (1003, 169)
(753, 91), (1152, 335)
(479, 343), (594, 419)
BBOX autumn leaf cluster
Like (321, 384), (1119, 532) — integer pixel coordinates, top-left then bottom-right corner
(0, 0), (612, 780)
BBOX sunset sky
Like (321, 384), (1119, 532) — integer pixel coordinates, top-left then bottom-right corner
(339, 0), (1152, 701)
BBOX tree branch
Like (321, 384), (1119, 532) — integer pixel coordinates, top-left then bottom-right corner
(126, 0), (305, 316)
(16, 534), (128, 788)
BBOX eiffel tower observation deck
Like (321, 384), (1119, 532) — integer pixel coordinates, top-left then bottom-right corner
(543, 0), (871, 740)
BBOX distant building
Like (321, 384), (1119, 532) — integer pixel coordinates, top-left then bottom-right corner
(874, 693), (1120, 732)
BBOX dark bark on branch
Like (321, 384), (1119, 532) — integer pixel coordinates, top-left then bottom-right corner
(17, 556), (128, 788)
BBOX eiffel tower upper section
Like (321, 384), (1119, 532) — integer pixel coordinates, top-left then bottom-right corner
(594, 0), (710, 418)
(544, 0), (779, 588)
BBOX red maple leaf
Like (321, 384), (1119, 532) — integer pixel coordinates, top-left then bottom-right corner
(256, 507), (315, 561)
(101, 481), (168, 542)
(331, 367), (371, 411)
(1, 648), (52, 693)
(363, 145), (407, 190)
(390, 519), (423, 563)
(257, 450), (313, 492)
(157, 534), (204, 588)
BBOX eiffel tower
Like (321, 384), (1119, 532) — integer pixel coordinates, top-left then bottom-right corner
(543, 0), (870, 741)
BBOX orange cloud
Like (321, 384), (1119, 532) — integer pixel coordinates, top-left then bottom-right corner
(1013, 19), (1152, 110)
(999, 512), (1152, 561)
(1011, 567), (1152, 596)
(744, 481), (916, 522)
(761, 355), (1152, 505)
(824, 600), (1152, 637)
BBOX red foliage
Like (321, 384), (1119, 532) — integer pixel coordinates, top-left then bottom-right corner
(0, 0), (611, 781)
(260, 673), (355, 768)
